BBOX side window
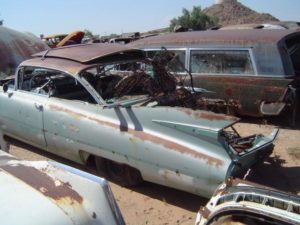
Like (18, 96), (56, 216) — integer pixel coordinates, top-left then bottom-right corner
(18, 67), (52, 92)
(146, 50), (186, 73)
(190, 50), (255, 75)
(18, 67), (96, 103)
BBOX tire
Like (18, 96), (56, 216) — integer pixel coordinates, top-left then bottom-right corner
(95, 156), (109, 178)
(97, 157), (143, 187)
(0, 131), (10, 152)
(287, 88), (300, 128)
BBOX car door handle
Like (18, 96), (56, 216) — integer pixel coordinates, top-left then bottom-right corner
(34, 103), (43, 111)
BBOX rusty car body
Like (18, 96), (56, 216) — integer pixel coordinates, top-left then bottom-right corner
(196, 178), (300, 225)
(42, 31), (84, 48)
(0, 150), (125, 225)
(42, 33), (68, 48)
(0, 43), (278, 197)
(0, 26), (49, 79)
(130, 30), (300, 125)
(219, 21), (300, 30)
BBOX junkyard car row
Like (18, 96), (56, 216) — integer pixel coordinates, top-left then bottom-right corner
(0, 27), (300, 224)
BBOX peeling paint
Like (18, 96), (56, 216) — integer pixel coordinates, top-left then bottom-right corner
(49, 104), (224, 167)
(0, 164), (83, 203)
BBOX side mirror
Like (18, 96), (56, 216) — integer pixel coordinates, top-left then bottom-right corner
(2, 83), (8, 93)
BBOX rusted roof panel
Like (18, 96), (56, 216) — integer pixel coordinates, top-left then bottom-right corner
(20, 57), (90, 75)
(33, 43), (144, 63)
(130, 30), (300, 47)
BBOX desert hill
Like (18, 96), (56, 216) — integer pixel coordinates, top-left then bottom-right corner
(203, 0), (279, 26)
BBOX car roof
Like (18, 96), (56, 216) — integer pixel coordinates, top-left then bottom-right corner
(21, 43), (144, 75)
(130, 29), (300, 47)
(33, 43), (144, 63)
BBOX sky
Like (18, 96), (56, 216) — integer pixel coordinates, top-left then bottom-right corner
(1, 0), (300, 37)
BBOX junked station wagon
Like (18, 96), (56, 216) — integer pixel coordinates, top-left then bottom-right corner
(0, 43), (278, 197)
(130, 30), (300, 125)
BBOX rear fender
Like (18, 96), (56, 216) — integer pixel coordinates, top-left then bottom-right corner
(226, 128), (279, 178)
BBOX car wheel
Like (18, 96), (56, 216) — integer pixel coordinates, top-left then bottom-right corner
(105, 159), (143, 187)
(95, 156), (109, 178)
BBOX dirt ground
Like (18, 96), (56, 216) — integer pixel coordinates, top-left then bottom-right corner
(9, 121), (300, 225)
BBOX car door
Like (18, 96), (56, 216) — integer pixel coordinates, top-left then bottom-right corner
(0, 67), (47, 147)
(41, 71), (142, 168)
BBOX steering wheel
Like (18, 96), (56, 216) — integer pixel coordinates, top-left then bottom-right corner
(28, 73), (45, 90)
(29, 74), (55, 95)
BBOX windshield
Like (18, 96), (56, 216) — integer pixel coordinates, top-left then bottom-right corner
(79, 50), (203, 109)
(81, 62), (152, 104)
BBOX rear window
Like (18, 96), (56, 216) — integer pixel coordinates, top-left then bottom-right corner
(190, 50), (255, 75)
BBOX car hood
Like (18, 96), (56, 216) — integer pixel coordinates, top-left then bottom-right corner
(0, 151), (124, 225)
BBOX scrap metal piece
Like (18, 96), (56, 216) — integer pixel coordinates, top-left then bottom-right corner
(196, 178), (300, 225)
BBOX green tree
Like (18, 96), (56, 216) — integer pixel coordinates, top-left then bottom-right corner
(170, 6), (218, 32)
(84, 29), (94, 39)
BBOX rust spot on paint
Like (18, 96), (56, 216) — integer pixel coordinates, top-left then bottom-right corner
(199, 112), (235, 122)
(0, 164), (83, 203)
(129, 129), (223, 167)
(225, 88), (233, 97)
(89, 115), (223, 166)
(199, 206), (211, 220)
(263, 86), (286, 95)
(177, 108), (236, 122)
(49, 105), (87, 120)
(49, 105), (223, 167)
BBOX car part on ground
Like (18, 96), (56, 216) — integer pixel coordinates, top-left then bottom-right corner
(196, 178), (300, 225)
(0, 150), (125, 225)
(0, 43), (278, 197)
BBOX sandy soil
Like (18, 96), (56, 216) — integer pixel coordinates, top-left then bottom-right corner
(9, 121), (300, 225)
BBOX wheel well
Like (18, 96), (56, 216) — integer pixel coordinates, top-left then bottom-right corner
(85, 154), (96, 168)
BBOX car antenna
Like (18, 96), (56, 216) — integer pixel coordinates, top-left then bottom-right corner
(41, 49), (51, 61)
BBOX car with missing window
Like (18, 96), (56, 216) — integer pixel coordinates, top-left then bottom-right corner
(0, 43), (278, 197)
(130, 30), (300, 125)
(196, 178), (300, 225)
